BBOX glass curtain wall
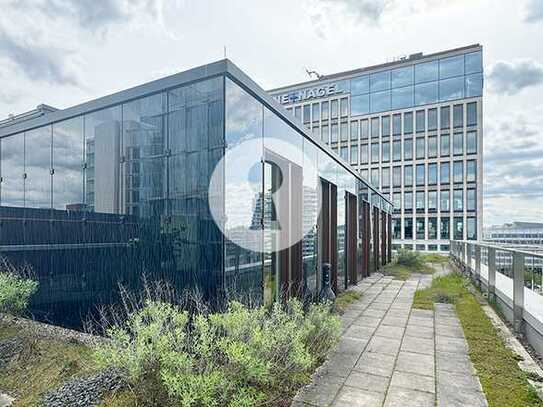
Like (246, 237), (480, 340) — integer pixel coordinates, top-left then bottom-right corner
(0, 76), (224, 327)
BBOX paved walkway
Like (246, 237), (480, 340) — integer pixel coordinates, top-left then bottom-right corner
(293, 274), (488, 407)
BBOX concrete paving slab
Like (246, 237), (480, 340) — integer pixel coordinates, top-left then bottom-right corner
(395, 351), (435, 377)
(401, 336), (435, 355)
(381, 316), (409, 327)
(405, 325), (434, 339)
(384, 387), (435, 407)
(374, 325), (405, 339)
(366, 336), (402, 356)
(333, 386), (385, 407)
(345, 371), (390, 393)
(408, 316), (435, 328)
(355, 351), (397, 378)
(435, 335), (468, 354)
(353, 316), (382, 328)
(390, 371), (435, 393)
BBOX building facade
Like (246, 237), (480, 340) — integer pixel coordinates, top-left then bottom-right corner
(484, 222), (543, 247)
(0, 60), (392, 327)
(270, 44), (484, 252)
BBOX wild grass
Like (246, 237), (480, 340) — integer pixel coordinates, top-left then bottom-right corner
(334, 290), (362, 314)
(0, 325), (97, 407)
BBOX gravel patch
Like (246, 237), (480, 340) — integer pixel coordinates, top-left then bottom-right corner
(0, 337), (25, 370)
(41, 368), (124, 407)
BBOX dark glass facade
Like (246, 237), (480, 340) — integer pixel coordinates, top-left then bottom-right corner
(0, 62), (391, 327)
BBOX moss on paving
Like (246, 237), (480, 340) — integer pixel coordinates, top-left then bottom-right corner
(413, 273), (543, 407)
(0, 324), (98, 406)
(334, 290), (362, 314)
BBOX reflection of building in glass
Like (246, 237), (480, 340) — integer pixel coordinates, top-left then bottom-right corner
(0, 60), (392, 328)
(269, 44), (484, 253)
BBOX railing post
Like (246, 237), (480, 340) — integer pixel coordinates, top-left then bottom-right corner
(487, 246), (496, 303)
(475, 244), (481, 288)
(513, 252), (525, 334)
(467, 243), (472, 279)
(462, 242), (467, 272)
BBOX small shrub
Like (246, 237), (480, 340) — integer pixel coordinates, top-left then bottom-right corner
(395, 248), (424, 268)
(95, 298), (341, 406)
(0, 259), (38, 315)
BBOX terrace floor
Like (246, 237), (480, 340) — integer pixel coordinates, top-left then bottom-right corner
(293, 273), (488, 407)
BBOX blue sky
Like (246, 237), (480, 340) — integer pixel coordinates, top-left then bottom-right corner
(0, 0), (542, 226)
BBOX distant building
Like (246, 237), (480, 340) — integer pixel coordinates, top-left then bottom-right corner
(270, 44), (484, 253)
(484, 222), (543, 247)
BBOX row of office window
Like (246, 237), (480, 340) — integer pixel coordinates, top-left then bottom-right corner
(392, 216), (477, 241)
(335, 131), (478, 165)
(290, 102), (478, 138)
(361, 161), (477, 189)
(390, 189), (477, 213)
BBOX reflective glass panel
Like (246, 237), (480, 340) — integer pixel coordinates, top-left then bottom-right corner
(441, 190), (450, 211)
(351, 94), (370, 116)
(404, 138), (413, 160)
(360, 119), (369, 139)
(465, 73), (483, 97)
(415, 60), (438, 83)
(382, 141), (390, 162)
(404, 192), (413, 210)
(25, 126), (52, 209)
(428, 163), (437, 184)
(428, 136), (437, 157)
(439, 77), (464, 101)
(84, 105), (122, 213)
(370, 70), (390, 92)
(403, 112), (413, 134)
(414, 82), (438, 106)
(439, 55), (464, 79)
(453, 104), (463, 128)
(453, 190), (463, 211)
(391, 66), (414, 88)
(440, 134), (450, 156)
(391, 86), (413, 110)
(52, 117), (84, 210)
(428, 108), (437, 131)
(467, 160), (476, 182)
(382, 116), (390, 137)
(453, 132), (463, 155)
(416, 164), (425, 186)
(350, 121), (359, 141)
(370, 90), (391, 113)
(0, 132), (24, 242)
(453, 161), (463, 183)
(467, 189), (476, 211)
(467, 131), (477, 154)
(393, 114), (401, 135)
(465, 51), (482, 74)
(467, 103), (477, 126)
(440, 162), (450, 184)
(351, 75), (369, 95)
(440, 106), (450, 129)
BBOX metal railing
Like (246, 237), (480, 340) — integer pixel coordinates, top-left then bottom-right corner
(451, 240), (543, 341)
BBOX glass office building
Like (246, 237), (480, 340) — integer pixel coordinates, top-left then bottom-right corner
(270, 44), (484, 252)
(0, 60), (391, 327)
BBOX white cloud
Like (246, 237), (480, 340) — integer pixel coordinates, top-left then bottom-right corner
(486, 59), (543, 95)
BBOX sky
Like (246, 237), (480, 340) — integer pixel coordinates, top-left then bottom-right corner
(0, 0), (542, 227)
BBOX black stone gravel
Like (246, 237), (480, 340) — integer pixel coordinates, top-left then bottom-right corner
(41, 368), (124, 407)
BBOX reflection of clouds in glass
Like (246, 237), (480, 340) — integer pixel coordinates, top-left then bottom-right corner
(1, 133), (25, 207)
